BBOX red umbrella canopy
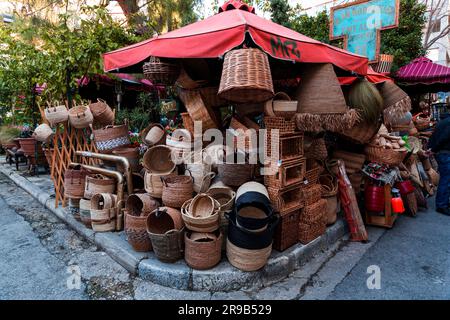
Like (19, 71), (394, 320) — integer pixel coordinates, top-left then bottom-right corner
(396, 56), (450, 85)
(103, 1), (368, 75)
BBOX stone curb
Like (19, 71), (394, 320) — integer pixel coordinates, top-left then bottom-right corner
(1, 164), (348, 292)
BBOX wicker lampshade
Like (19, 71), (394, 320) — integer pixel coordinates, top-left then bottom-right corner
(378, 81), (411, 126)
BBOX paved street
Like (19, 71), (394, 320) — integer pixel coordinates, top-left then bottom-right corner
(0, 170), (449, 300)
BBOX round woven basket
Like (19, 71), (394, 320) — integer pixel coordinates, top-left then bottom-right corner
(147, 228), (185, 263)
(45, 104), (68, 126)
(64, 167), (87, 199)
(146, 207), (184, 235)
(126, 193), (159, 217)
(264, 92), (297, 119)
(143, 56), (180, 85)
(79, 198), (92, 228)
(125, 211), (152, 252)
(218, 48), (274, 103)
(184, 231), (222, 270)
(93, 124), (130, 154)
(68, 105), (93, 129)
(33, 123), (54, 143)
(112, 147), (141, 173)
(188, 193), (215, 218)
(84, 174), (116, 200)
(178, 89), (218, 132)
(143, 145), (176, 174)
(339, 119), (381, 145)
(207, 186), (235, 212)
(89, 99), (114, 125)
(364, 144), (407, 166)
(144, 170), (177, 198)
(90, 193), (117, 232)
(140, 123), (166, 147)
(181, 198), (220, 233)
(226, 239), (272, 272)
(161, 175), (194, 208)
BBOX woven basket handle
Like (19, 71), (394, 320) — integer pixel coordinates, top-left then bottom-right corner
(160, 176), (169, 187)
(273, 92), (291, 101)
(97, 98), (107, 105)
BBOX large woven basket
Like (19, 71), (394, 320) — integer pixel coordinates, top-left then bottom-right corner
(89, 99), (114, 125)
(218, 48), (274, 103)
(298, 220), (326, 244)
(143, 145), (176, 174)
(217, 163), (254, 187)
(184, 231), (222, 270)
(273, 208), (300, 251)
(178, 89), (218, 132)
(339, 119), (381, 145)
(125, 211), (152, 252)
(44, 104), (68, 126)
(226, 239), (272, 272)
(125, 193), (159, 217)
(364, 144), (407, 166)
(302, 184), (322, 206)
(207, 186), (236, 212)
(143, 56), (180, 85)
(84, 174), (116, 200)
(300, 199), (327, 224)
(161, 175), (194, 208)
(112, 147), (141, 173)
(64, 167), (87, 199)
(181, 197), (220, 233)
(146, 207), (184, 234)
(93, 124), (130, 154)
(264, 158), (306, 189)
(268, 183), (304, 213)
(90, 193), (117, 232)
(68, 105), (93, 129)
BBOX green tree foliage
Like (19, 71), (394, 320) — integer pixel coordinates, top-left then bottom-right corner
(268, 0), (292, 28)
(291, 10), (334, 45)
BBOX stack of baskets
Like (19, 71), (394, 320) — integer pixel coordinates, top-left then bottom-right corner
(298, 184), (327, 244)
(143, 145), (178, 198)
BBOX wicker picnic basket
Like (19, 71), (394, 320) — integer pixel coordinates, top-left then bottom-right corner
(273, 208), (300, 251)
(302, 184), (322, 206)
(199, 87), (227, 108)
(79, 198), (92, 228)
(181, 197), (220, 233)
(161, 175), (194, 208)
(140, 123), (166, 147)
(178, 89), (218, 131)
(93, 124), (130, 154)
(64, 166), (87, 199)
(143, 145), (176, 174)
(68, 105), (93, 129)
(84, 174), (116, 200)
(33, 123), (54, 143)
(264, 92), (297, 119)
(89, 99), (114, 125)
(125, 211), (152, 252)
(185, 231), (222, 270)
(219, 48), (274, 103)
(226, 239), (272, 272)
(364, 144), (407, 166)
(264, 116), (296, 134)
(44, 104), (69, 126)
(143, 56), (180, 85)
(90, 193), (117, 232)
(300, 199), (327, 224)
(217, 163), (255, 187)
(125, 193), (159, 216)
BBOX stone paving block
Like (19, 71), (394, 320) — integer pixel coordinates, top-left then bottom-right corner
(139, 256), (192, 290)
(134, 279), (211, 300)
(210, 291), (252, 300)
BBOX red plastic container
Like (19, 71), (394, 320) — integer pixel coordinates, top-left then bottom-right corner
(364, 183), (385, 212)
(395, 180), (415, 196)
(391, 196), (405, 214)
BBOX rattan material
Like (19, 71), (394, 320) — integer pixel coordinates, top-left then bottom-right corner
(126, 193), (159, 216)
(93, 124), (130, 154)
(64, 167), (87, 199)
(339, 119), (381, 145)
(217, 163), (254, 187)
(413, 113), (431, 131)
(331, 150), (366, 174)
(229, 116), (257, 152)
(298, 220), (326, 244)
(273, 208), (299, 251)
(264, 116), (296, 134)
(125, 211), (152, 252)
(161, 175), (194, 208)
(175, 68), (205, 89)
(143, 56), (180, 85)
(199, 87), (227, 108)
(146, 207), (184, 234)
(143, 145), (176, 174)
(90, 193), (117, 232)
(268, 183), (304, 213)
(319, 174), (338, 197)
(188, 193), (215, 218)
(112, 147), (141, 173)
(184, 231), (222, 270)
(323, 195), (338, 225)
(166, 129), (203, 163)
(300, 199), (327, 224)
(265, 132), (303, 162)
(302, 184), (322, 206)
(179, 89), (218, 131)
(33, 124), (53, 143)
(264, 158), (306, 189)
(226, 239), (272, 272)
(218, 48), (274, 103)
(181, 198), (220, 233)
(148, 228), (185, 263)
(364, 144), (407, 166)
(264, 92), (297, 119)
(84, 174), (116, 200)
(89, 99), (114, 125)
(140, 123), (166, 147)
(181, 112), (195, 136)
(206, 187), (236, 212)
(45, 104), (68, 126)
(68, 105), (93, 129)
(304, 137), (327, 161)
(144, 170), (177, 198)
(79, 198), (92, 228)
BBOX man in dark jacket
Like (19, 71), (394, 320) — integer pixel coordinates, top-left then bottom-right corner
(428, 116), (450, 215)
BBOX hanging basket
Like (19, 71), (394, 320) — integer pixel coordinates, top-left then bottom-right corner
(218, 48), (274, 103)
(93, 124), (130, 154)
(125, 211), (152, 252)
(84, 174), (116, 200)
(64, 166), (87, 199)
(90, 193), (117, 232)
(89, 99), (114, 125)
(161, 175), (194, 208)
(33, 124), (54, 143)
(44, 104), (69, 126)
(184, 231), (222, 270)
(264, 92), (297, 119)
(140, 123), (166, 147)
(68, 105), (94, 129)
(178, 89), (218, 132)
(143, 56), (180, 85)
(364, 144), (407, 166)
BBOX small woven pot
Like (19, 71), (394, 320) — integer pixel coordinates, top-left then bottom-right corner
(125, 193), (159, 217)
(79, 198), (92, 228)
(84, 174), (116, 200)
(90, 99), (114, 125)
(184, 231), (222, 270)
(226, 239), (272, 272)
(68, 105), (93, 129)
(143, 145), (176, 174)
(44, 104), (69, 126)
(64, 167), (87, 199)
(33, 124), (53, 143)
(125, 211), (152, 252)
(90, 193), (117, 232)
(141, 123), (166, 147)
(93, 124), (130, 154)
(181, 198), (220, 233)
(161, 175), (194, 208)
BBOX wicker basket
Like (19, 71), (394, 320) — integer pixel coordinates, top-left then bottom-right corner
(140, 123), (166, 147)
(181, 112), (195, 136)
(143, 145), (176, 174)
(143, 56), (180, 85)
(199, 87), (227, 108)
(206, 187), (236, 212)
(264, 117), (296, 134)
(184, 231), (222, 270)
(90, 193), (117, 232)
(298, 220), (326, 244)
(79, 198), (92, 228)
(175, 68), (206, 89)
(44, 104), (68, 126)
(226, 239), (272, 272)
(68, 105), (93, 129)
(264, 92), (297, 119)
(304, 137), (328, 161)
(219, 48), (274, 103)
(144, 170), (177, 198)
(331, 150), (366, 175)
(339, 120), (381, 145)
(89, 99), (114, 125)
(300, 199), (327, 224)
(166, 129), (203, 163)
(217, 163), (254, 187)
(148, 228), (185, 263)
(33, 123), (53, 143)
(268, 183), (304, 213)
(413, 114), (431, 131)
(125, 211), (152, 252)
(125, 193), (159, 216)
(64, 167), (87, 199)
(112, 147), (141, 173)
(302, 184), (322, 206)
(273, 208), (299, 251)
(178, 89), (218, 131)
(161, 175), (194, 208)
(265, 132), (303, 162)
(146, 207), (184, 234)
(93, 124), (130, 154)
(229, 116), (257, 152)
(84, 174), (116, 200)
(364, 144), (407, 166)
(181, 197), (220, 233)
(264, 158), (306, 189)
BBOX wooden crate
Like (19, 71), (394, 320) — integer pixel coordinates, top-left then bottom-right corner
(364, 184), (398, 228)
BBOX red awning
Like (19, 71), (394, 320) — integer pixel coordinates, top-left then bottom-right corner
(396, 57), (450, 85)
(103, 4), (368, 75)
